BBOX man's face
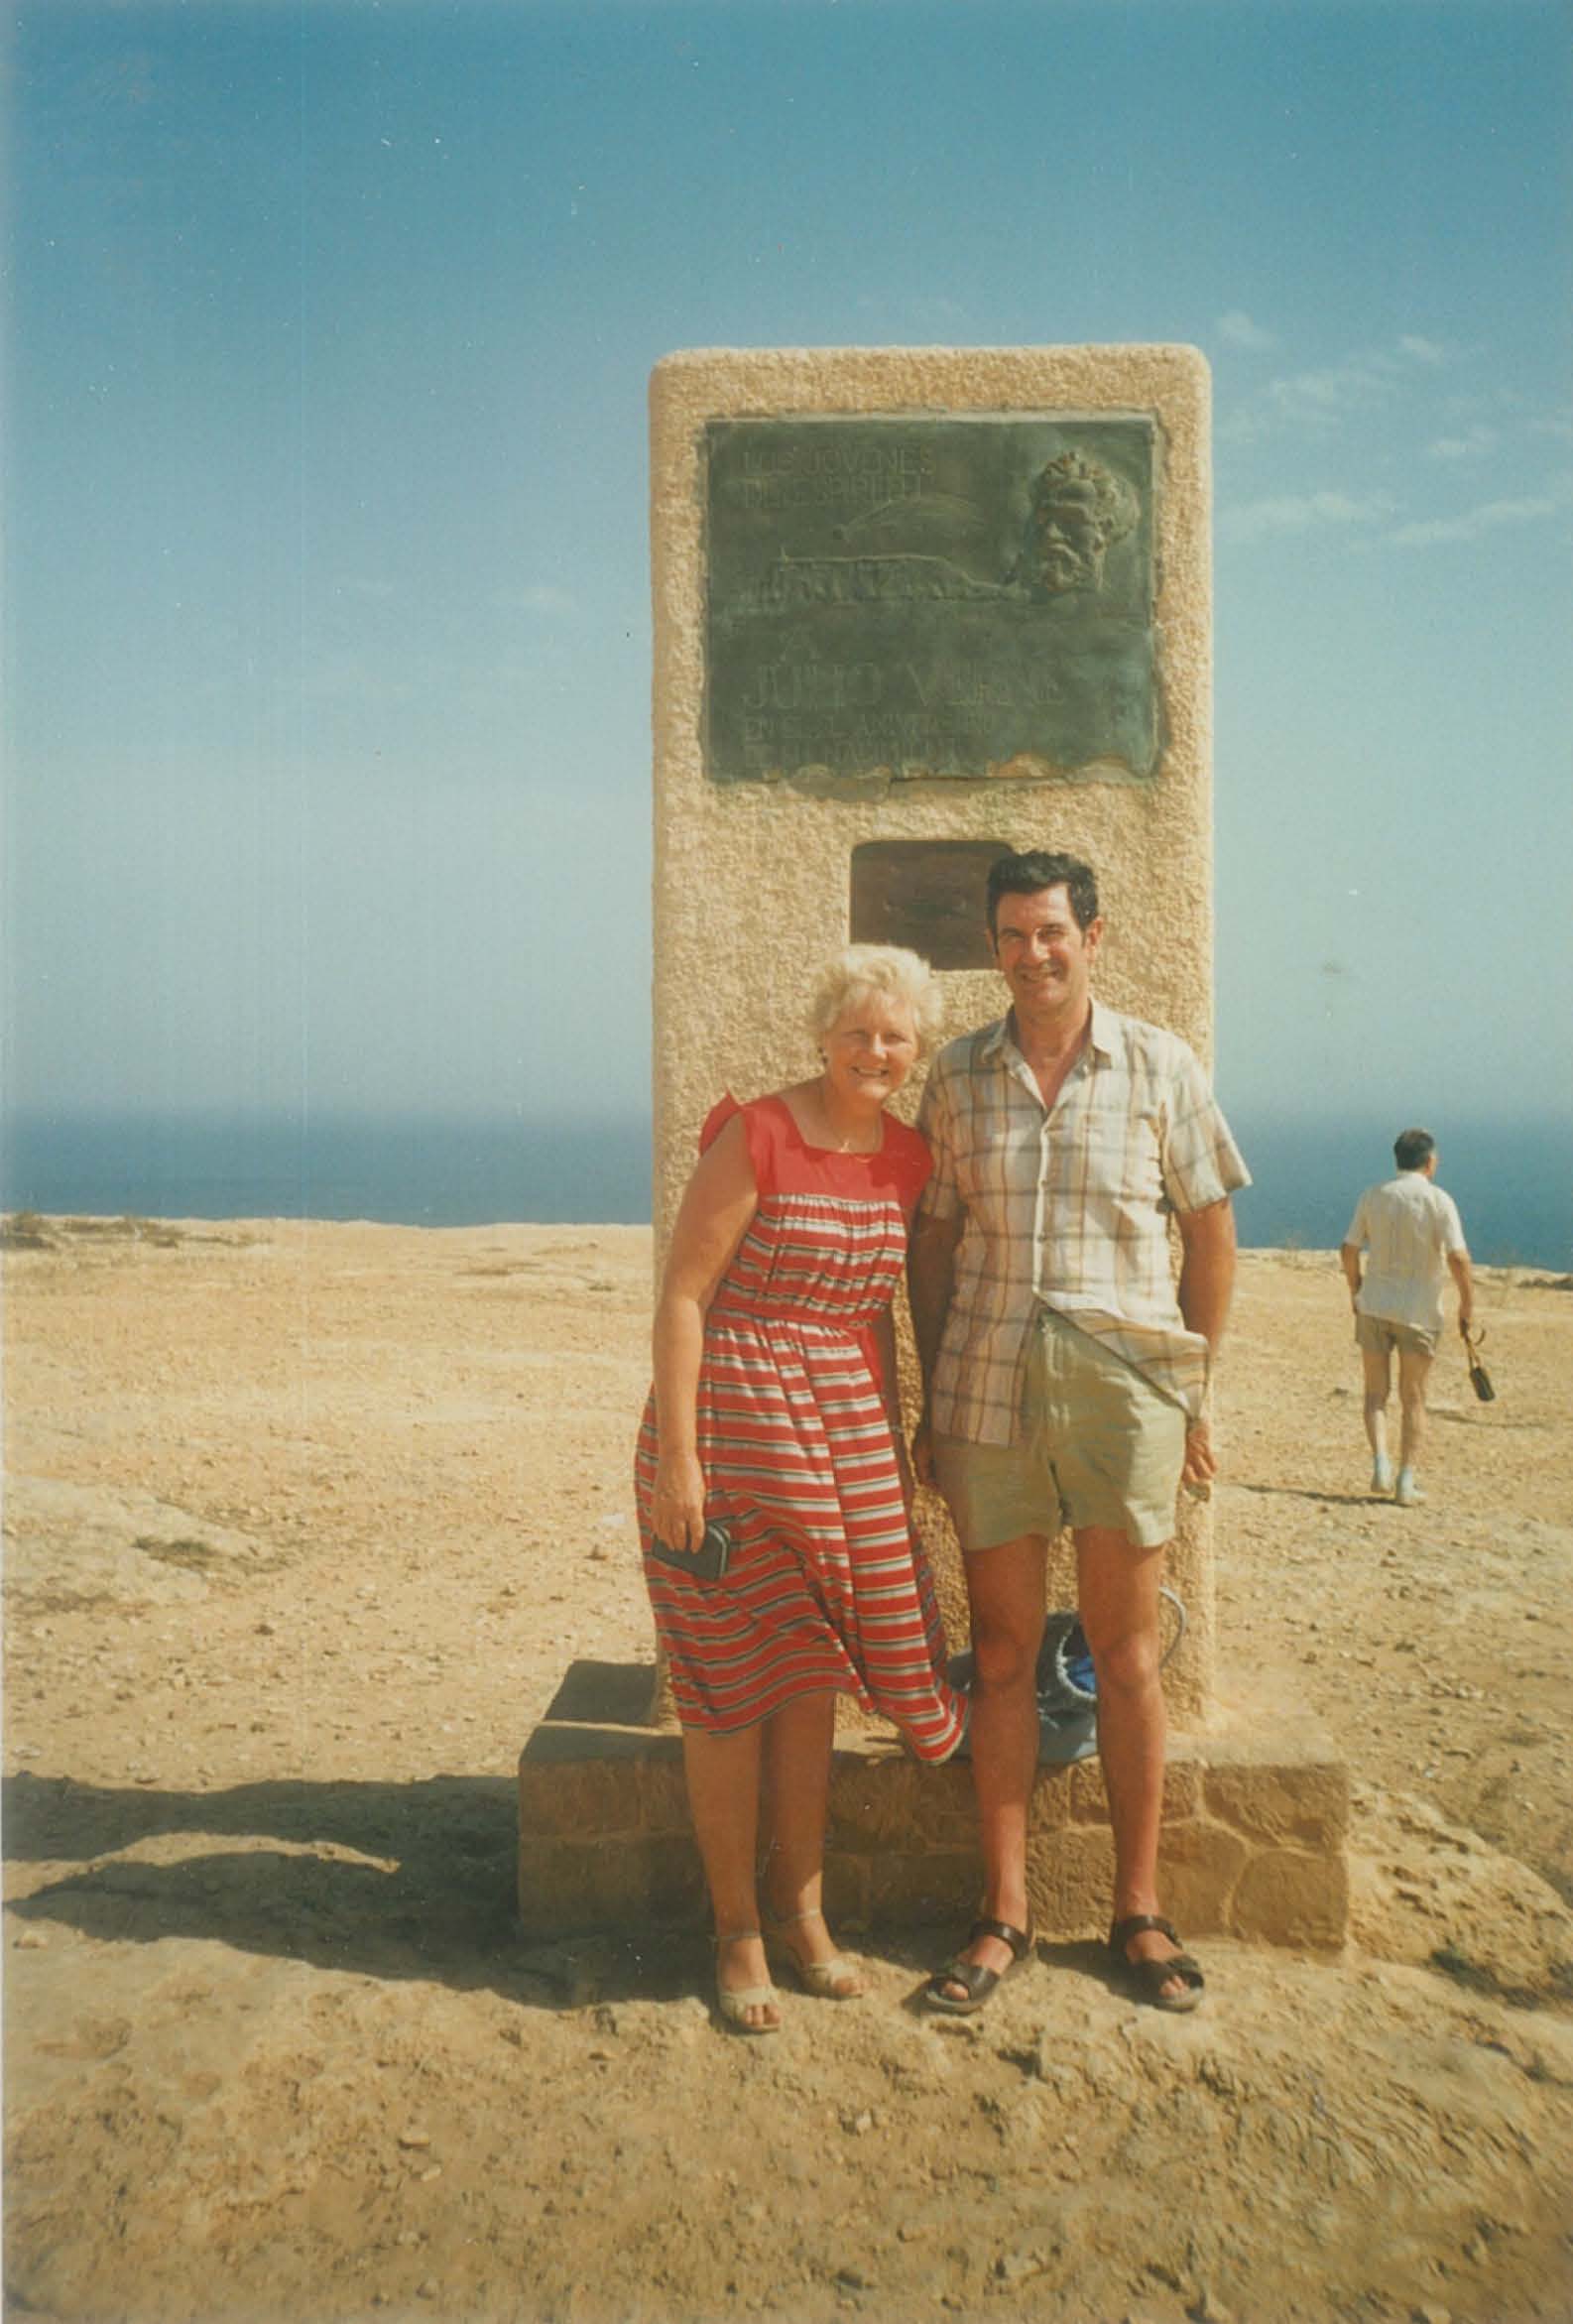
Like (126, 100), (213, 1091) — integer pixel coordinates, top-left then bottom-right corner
(1031, 484), (1105, 594)
(989, 885), (1103, 1023)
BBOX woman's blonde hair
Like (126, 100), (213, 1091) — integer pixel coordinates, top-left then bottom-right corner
(806, 944), (942, 1048)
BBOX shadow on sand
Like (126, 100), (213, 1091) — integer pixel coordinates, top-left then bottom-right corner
(1230, 1481), (1379, 1509)
(1, 1768), (702, 2006)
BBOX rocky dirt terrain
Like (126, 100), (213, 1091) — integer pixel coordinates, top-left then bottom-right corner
(4, 1216), (1572, 2324)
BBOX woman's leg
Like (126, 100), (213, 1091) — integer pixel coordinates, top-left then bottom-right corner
(681, 1724), (778, 2030)
(760, 1690), (863, 1985)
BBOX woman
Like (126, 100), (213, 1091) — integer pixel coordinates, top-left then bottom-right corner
(636, 944), (966, 2033)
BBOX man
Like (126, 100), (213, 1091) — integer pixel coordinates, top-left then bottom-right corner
(1340, 1130), (1474, 1509)
(908, 850), (1249, 2014)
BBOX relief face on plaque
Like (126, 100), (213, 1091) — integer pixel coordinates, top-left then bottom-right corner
(705, 417), (1157, 787)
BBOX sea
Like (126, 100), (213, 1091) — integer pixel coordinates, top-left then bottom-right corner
(3, 1109), (1569, 1273)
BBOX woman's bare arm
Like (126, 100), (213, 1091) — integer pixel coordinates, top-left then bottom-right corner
(648, 1115), (758, 1551)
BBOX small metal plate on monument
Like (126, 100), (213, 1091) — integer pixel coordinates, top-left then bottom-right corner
(850, 841), (1006, 970)
(705, 416), (1156, 787)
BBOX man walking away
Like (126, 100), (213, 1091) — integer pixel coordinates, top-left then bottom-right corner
(1340, 1129), (1474, 1508)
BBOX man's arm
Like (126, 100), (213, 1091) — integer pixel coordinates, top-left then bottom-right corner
(869, 1303), (917, 1507)
(869, 1304), (903, 1430)
(1175, 1196), (1238, 1487)
(1340, 1241), (1364, 1308)
(906, 1206), (963, 1485)
(1448, 1247), (1475, 1335)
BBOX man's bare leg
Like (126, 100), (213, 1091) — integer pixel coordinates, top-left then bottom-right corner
(1075, 1526), (1189, 2004)
(1396, 1346), (1432, 1473)
(1360, 1346), (1392, 1481)
(934, 1532), (1047, 2000)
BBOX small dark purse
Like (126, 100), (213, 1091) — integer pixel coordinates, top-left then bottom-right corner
(1464, 1327), (1496, 1405)
(648, 1519), (734, 1583)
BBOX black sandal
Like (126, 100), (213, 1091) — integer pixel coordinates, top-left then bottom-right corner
(1108, 1913), (1205, 2013)
(923, 1916), (1036, 2017)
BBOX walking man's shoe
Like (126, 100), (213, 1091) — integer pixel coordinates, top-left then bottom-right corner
(1393, 1467), (1424, 1507)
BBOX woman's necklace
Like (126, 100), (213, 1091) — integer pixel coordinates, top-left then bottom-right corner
(813, 1076), (881, 1154)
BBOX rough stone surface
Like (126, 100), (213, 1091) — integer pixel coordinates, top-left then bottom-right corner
(1025, 1822), (1116, 1933)
(864, 1848), (986, 1927)
(1233, 1845), (1351, 1955)
(1154, 1818), (1254, 1935)
(1204, 1761), (1349, 1849)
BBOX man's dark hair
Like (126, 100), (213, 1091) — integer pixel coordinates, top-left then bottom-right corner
(986, 850), (1099, 935)
(1393, 1127), (1435, 1171)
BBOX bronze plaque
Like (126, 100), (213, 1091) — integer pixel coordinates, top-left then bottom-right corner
(849, 840), (1007, 970)
(705, 415), (1156, 786)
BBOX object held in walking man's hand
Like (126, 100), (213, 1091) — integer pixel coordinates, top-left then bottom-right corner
(1463, 1325), (1496, 1405)
(648, 1519), (734, 1583)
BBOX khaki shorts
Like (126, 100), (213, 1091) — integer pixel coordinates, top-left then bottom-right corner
(932, 1307), (1188, 1553)
(1355, 1313), (1437, 1359)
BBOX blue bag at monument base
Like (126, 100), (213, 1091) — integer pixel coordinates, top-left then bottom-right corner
(947, 1610), (1100, 1766)
(947, 1595), (1186, 1767)
(1030, 1611), (1100, 1765)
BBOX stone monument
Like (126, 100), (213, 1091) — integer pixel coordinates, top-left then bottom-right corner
(518, 348), (1348, 1954)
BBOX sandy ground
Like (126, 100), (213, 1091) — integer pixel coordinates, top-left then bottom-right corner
(3, 1215), (1572, 2324)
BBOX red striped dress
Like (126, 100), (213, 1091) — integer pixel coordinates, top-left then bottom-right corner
(636, 1093), (966, 1763)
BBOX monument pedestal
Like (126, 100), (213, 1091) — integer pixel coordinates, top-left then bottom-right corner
(517, 1661), (1349, 1953)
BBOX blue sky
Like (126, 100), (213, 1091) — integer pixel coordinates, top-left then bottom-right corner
(5, 0), (1571, 1140)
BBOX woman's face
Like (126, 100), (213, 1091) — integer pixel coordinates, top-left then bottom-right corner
(821, 990), (919, 1109)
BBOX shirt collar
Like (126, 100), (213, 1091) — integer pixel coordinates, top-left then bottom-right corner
(984, 999), (1116, 1066)
(1087, 999), (1118, 1060)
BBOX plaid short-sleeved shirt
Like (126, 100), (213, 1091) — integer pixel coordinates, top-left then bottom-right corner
(916, 1001), (1251, 1437)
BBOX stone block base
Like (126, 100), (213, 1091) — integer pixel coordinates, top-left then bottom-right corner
(518, 1661), (1348, 1953)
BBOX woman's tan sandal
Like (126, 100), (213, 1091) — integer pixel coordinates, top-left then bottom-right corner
(767, 1907), (866, 2001)
(1108, 1913), (1205, 2013)
(714, 1931), (782, 2034)
(923, 1916), (1035, 2016)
